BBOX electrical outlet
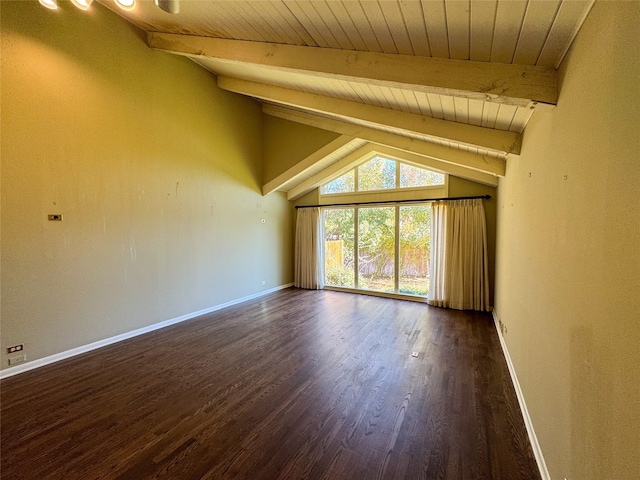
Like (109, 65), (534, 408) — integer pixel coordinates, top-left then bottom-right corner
(261, 280), (266, 286)
(498, 320), (508, 335)
(6, 344), (24, 354)
(8, 355), (26, 366)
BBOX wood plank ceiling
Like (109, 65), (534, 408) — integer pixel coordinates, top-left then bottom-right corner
(99, 0), (595, 196)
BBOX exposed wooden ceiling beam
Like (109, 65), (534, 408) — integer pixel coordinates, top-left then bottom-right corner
(264, 105), (506, 177)
(262, 135), (355, 195)
(218, 77), (522, 155)
(370, 145), (499, 188)
(148, 32), (557, 107)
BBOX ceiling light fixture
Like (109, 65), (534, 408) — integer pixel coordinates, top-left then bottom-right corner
(70, 0), (93, 10)
(38, 0), (58, 10)
(156, 0), (180, 14)
(115, 0), (135, 11)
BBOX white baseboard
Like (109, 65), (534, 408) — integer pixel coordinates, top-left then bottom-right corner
(492, 310), (550, 480)
(0, 283), (294, 380)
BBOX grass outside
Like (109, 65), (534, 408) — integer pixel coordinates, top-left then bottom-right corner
(326, 267), (428, 297)
(365, 276), (429, 297)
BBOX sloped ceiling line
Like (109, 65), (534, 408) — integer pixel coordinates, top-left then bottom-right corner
(217, 76), (523, 156)
(95, 0), (595, 199)
(146, 31), (541, 187)
(262, 135), (360, 195)
(284, 140), (499, 201)
(264, 105), (506, 177)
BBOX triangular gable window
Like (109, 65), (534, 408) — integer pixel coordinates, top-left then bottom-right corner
(321, 156), (445, 195)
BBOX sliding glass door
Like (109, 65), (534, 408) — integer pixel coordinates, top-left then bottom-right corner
(324, 208), (355, 288)
(323, 204), (431, 297)
(398, 206), (430, 296)
(358, 207), (395, 293)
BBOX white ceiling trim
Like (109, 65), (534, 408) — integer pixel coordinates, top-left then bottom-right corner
(369, 145), (499, 188)
(551, 0), (597, 69)
(264, 104), (506, 177)
(262, 135), (358, 195)
(285, 141), (499, 201)
(287, 144), (378, 201)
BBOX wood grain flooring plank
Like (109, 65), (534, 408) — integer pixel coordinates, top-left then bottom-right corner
(1, 289), (540, 480)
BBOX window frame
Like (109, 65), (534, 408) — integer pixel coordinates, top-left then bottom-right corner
(322, 201), (431, 300)
(320, 156), (447, 197)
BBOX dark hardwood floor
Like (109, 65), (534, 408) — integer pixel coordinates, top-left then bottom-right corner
(1, 288), (540, 480)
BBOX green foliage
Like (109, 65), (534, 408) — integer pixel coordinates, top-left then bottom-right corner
(321, 170), (355, 194)
(358, 207), (395, 277)
(399, 279), (430, 296)
(400, 163), (445, 188)
(399, 206), (431, 276)
(324, 208), (354, 261)
(323, 205), (431, 297)
(358, 157), (396, 191)
(321, 156), (445, 195)
(325, 265), (355, 287)
(324, 209), (355, 287)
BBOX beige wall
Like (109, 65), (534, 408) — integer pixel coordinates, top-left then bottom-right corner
(0, 1), (293, 369)
(263, 116), (340, 185)
(494, 2), (640, 479)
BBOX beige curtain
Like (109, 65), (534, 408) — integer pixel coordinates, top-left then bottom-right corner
(294, 207), (324, 290)
(428, 198), (490, 311)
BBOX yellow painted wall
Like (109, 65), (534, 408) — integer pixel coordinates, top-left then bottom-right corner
(292, 189), (320, 208)
(263, 116), (340, 185)
(494, 2), (640, 478)
(0, 1), (293, 369)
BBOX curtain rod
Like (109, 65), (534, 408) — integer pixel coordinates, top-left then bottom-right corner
(294, 194), (491, 209)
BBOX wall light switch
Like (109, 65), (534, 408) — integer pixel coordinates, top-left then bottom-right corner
(9, 355), (26, 366)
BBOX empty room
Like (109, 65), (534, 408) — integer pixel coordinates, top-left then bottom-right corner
(1, 1), (638, 479)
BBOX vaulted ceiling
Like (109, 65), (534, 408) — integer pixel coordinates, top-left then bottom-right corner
(99, 0), (595, 197)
